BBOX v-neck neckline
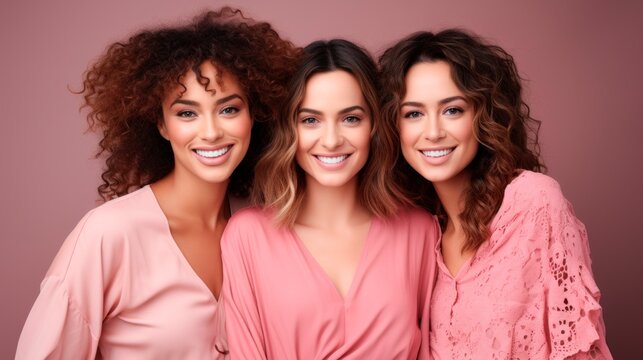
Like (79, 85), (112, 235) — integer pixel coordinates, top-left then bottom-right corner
(288, 217), (378, 305)
(146, 185), (220, 302)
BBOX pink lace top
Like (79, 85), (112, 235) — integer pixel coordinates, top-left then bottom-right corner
(430, 171), (612, 359)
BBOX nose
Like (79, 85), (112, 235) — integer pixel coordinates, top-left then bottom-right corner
(200, 116), (224, 142)
(423, 114), (445, 142)
(321, 122), (344, 149)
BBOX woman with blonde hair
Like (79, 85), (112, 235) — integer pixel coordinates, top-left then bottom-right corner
(222, 39), (439, 359)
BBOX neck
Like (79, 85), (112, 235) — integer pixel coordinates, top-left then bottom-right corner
(154, 169), (229, 228)
(297, 176), (370, 230)
(433, 170), (471, 234)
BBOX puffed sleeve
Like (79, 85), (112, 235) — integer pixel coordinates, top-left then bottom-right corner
(220, 213), (267, 359)
(536, 179), (612, 360)
(16, 210), (123, 359)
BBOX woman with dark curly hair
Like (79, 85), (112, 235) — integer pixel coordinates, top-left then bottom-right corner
(379, 30), (612, 359)
(221, 39), (438, 359)
(16, 8), (300, 359)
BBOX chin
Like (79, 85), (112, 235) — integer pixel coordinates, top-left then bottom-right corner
(308, 174), (355, 188)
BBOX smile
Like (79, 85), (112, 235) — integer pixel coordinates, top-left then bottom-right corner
(421, 148), (454, 158)
(194, 146), (231, 158)
(315, 154), (349, 164)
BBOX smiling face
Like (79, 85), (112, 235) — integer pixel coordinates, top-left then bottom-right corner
(295, 70), (372, 189)
(159, 61), (252, 185)
(398, 60), (479, 188)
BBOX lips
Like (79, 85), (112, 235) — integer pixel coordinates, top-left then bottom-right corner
(421, 147), (454, 158)
(315, 154), (349, 164)
(194, 145), (232, 158)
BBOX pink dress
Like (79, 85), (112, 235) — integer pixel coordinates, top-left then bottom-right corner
(430, 171), (612, 359)
(221, 207), (439, 359)
(16, 186), (228, 359)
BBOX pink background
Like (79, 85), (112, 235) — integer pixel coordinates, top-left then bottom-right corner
(1, 0), (641, 357)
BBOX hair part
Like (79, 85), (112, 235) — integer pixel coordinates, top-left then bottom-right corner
(254, 39), (409, 226)
(81, 7), (301, 200)
(379, 29), (545, 251)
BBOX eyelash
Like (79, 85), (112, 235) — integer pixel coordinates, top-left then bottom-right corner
(177, 110), (197, 118)
(343, 115), (361, 125)
(176, 105), (241, 118)
(220, 106), (239, 115)
(403, 111), (422, 119)
(402, 107), (464, 119)
(444, 107), (463, 116)
(301, 117), (319, 125)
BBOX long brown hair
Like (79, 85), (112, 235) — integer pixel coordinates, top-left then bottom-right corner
(379, 29), (544, 251)
(254, 39), (408, 226)
(81, 7), (301, 200)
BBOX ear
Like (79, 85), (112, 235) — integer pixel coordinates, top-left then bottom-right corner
(158, 121), (169, 141)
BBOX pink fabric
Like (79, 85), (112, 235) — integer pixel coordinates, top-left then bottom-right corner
(221, 207), (438, 359)
(430, 171), (612, 359)
(16, 186), (228, 359)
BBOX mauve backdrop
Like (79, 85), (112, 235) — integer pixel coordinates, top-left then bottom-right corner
(1, 0), (640, 357)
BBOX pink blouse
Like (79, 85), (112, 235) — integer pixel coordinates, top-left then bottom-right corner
(16, 186), (228, 359)
(221, 207), (439, 359)
(430, 171), (612, 359)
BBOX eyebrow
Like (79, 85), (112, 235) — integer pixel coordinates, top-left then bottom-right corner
(298, 105), (366, 115)
(170, 94), (245, 107)
(401, 96), (467, 107)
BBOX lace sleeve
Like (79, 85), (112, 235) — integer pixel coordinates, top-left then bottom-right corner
(539, 183), (612, 360)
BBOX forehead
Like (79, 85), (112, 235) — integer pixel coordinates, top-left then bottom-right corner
(166, 61), (245, 99)
(403, 61), (463, 99)
(300, 70), (366, 110)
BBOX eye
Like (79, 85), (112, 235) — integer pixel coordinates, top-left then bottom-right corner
(403, 110), (423, 119)
(343, 115), (361, 125)
(443, 107), (463, 116)
(177, 110), (197, 118)
(301, 117), (319, 126)
(220, 106), (240, 115)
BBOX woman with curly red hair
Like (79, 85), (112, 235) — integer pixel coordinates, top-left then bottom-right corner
(380, 30), (612, 359)
(16, 8), (299, 359)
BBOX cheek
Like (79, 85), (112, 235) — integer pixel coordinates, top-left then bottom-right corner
(398, 121), (420, 149)
(296, 127), (315, 153)
(452, 118), (476, 143)
(163, 121), (195, 144)
(226, 117), (253, 143)
(353, 126), (372, 153)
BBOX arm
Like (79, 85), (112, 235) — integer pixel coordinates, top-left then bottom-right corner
(221, 215), (268, 359)
(16, 213), (108, 360)
(536, 180), (612, 360)
(415, 211), (440, 359)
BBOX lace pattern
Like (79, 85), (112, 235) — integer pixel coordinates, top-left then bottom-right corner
(429, 171), (611, 360)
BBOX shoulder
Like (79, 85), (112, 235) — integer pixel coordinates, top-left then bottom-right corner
(226, 206), (273, 229)
(46, 186), (158, 279)
(80, 186), (158, 237)
(222, 207), (276, 250)
(389, 207), (439, 229)
(382, 207), (440, 245)
(505, 170), (568, 210)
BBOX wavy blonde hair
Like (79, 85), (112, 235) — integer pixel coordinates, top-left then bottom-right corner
(253, 39), (409, 226)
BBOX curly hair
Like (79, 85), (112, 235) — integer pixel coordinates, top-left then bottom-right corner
(379, 29), (545, 252)
(253, 39), (409, 226)
(80, 7), (301, 200)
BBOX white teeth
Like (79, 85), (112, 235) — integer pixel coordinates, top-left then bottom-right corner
(195, 146), (230, 158)
(317, 155), (348, 164)
(422, 148), (453, 158)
